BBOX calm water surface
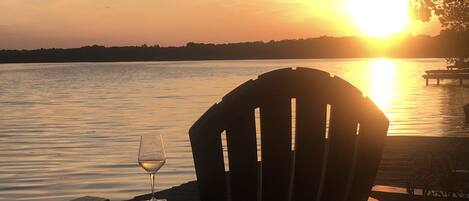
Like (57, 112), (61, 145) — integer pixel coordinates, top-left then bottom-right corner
(1, 58), (469, 201)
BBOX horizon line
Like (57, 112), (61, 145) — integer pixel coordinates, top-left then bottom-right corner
(1, 33), (442, 51)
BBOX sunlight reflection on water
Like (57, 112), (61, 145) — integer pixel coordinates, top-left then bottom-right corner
(368, 58), (395, 110)
(1, 59), (469, 201)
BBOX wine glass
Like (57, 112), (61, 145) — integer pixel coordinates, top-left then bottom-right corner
(138, 134), (167, 201)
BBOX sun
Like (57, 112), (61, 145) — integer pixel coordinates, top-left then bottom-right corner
(347, 0), (411, 37)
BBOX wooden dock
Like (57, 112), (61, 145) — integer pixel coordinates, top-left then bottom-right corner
(423, 69), (469, 86)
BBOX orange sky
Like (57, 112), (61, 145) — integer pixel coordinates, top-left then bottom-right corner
(0, 0), (441, 49)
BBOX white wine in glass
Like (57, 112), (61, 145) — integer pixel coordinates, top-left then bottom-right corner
(138, 134), (167, 201)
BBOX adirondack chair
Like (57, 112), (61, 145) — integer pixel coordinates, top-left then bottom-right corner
(189, 68), (389, 201)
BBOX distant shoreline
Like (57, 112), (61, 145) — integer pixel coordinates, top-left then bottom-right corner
(1, 34), (467, 64)
(0, 56), (450, 65)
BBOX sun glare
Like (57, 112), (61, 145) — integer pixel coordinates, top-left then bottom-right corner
(347, 0), (411, 37)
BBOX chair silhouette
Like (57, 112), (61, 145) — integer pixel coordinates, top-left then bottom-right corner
(189, 68), (389, 201)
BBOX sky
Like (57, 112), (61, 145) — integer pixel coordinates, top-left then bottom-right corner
(0, 0), (441, 50)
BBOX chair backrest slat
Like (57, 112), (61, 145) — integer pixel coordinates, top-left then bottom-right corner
(347, 98), (389, 201)
(226, 109), (259, 201)
(291, 96), (327, 201)
(321, 103), (359, 201)
(321, 78), (362, 201)
(189, 104), (227, 201)
(190, 68), (389, 201)
(260, 96), (292, 201)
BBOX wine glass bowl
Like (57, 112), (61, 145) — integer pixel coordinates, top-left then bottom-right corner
(138, 134), (167, 201)
(139, 159), (165, 174)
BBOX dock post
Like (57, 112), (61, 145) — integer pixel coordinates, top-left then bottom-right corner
(437, 78), (440, 85)
(460, 79), (463, 86)
(426, 78), (429, 86)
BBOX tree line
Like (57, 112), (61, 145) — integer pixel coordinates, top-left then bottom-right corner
(0, 33), (467, 64)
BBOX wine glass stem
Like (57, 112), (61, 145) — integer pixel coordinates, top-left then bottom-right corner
(150, 173), (156, 201)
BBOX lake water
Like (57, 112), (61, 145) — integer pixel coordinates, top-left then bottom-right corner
(1, 58), (469, 201)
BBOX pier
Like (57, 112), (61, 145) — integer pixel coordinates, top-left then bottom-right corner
(422, 69), (469, 86)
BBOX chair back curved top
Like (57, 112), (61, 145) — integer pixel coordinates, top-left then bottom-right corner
(189, 68), (389, 201)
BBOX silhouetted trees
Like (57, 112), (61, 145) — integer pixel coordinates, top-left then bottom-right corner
(0, 34), (467, 63)
(411, 0), (468, 31)
(411, 0), (469, 64)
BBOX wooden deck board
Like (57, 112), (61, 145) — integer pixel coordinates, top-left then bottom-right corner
(375, 136), (469, 188)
